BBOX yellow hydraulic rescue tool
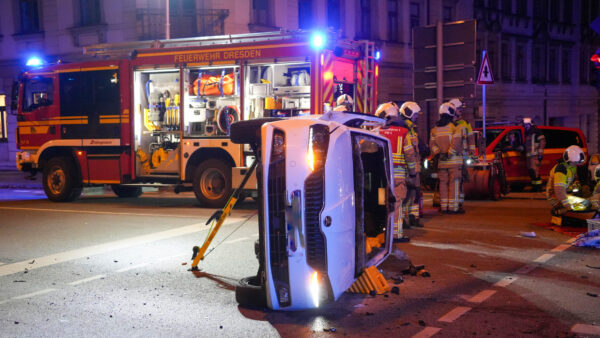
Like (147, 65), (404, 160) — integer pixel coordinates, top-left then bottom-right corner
(189, 160), (258, 271)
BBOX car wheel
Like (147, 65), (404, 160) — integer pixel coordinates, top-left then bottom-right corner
(43, 157), (82, 202)
(193, 159), (232, 208)
(235, 276), (266, 309)
(111, 185), (143, 198)
(230, 118), (282, 145)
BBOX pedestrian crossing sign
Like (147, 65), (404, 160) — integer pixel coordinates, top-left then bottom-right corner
(477, 52), (495, 85)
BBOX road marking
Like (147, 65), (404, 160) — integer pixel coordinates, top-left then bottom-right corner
(116, 263), (149, 272)
(11, 288), (56, 300)
(566, 237), (577, 244)
(0, 206), (236, 219)
(224, 237), (250, 244)
(515, 264), (537, 274)
(0, 221), (243, 277)
(551, 244), (570, 252)
(468, 290), (496, 303)
(494, 276), (518, 287)
(438, 306), (471, 323)
(571, 324), (600, 335)
(68, 274), (106, 286)
(0, 262), (4, 266)
(412, 327), (441, 338)
(533, 253), (555, 263)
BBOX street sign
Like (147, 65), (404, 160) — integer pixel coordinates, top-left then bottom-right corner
(412, 19), (476, 103)
(477, 52), (494, 85)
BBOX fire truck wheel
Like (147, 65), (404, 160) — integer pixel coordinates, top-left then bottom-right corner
(111, 185), (143, 198)
(235, 276), (266, 309)
(230, 118), (282, 145)
(193, 159), (232, 208)
(42, 157), (82, 202)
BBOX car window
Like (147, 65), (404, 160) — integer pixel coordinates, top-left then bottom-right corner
(485, 129), (504, 146)
(541, 129), (583, 148)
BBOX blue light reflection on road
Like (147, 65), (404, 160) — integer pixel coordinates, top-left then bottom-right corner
(0, 189), (46, 201)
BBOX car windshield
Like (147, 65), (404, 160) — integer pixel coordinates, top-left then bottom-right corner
(485, 129), (504, 146)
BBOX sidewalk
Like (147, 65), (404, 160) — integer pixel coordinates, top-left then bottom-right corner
(0, 170), (43, 189)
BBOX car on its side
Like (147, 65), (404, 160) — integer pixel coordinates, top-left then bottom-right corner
(230, 111), (394, 310)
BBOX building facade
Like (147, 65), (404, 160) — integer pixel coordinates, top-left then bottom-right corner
(0, 0), (598, 169)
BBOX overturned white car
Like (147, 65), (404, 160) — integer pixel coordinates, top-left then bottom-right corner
(230, 112), (395, 310)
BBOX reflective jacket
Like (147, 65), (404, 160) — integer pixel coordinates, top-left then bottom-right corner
(546, 162), (577, 208)
(525, 126), (546, 157)
(430, 121), (462, 168)
(591, 182), (600, 211)
(455, 119), (476, 156)
(405, 119), (421, 173)
(379, 118), (416, 181)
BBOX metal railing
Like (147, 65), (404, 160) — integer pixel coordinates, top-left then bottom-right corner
(136, 8), (229, 41)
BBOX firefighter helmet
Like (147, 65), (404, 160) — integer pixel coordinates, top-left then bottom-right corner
(563, 145), (586, 165)
(439, 102), (456, 117)
(449, 98), (463, 109)
(399, 101), (421, 119)
(375, 102), (399, 119)
(522, 117), (532, 125)
(336, 94), (353, 109)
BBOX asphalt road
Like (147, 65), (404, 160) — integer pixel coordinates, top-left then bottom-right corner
(0, 188), (599, 337)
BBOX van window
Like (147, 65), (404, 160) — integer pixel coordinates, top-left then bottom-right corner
(541, 129), (583, 148)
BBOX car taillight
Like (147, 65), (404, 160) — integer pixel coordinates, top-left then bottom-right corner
(307, 125), (329, 171)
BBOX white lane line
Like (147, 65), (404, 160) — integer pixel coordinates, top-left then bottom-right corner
(566, 237), (577, 244)
(0, 221), (245, 277)
(494, 276), (518, 288)
(0, 262), (4, 266)
(534, 253), (555, 263)
(116, 263), (149, 273)
(551, 244), (570, 252)
(12, 288), (56, 300)
(515, 264), (537, 274)
(467, 290), (496, 303)
(438, 306), (471, 323)
(116, 254), (186, 273)
(571, 324), (600, 336)
(68, 274), (106, 286)
(0, 206), (233, 219)
(224, 237), (250, 244)
(412, 327), (441, 338)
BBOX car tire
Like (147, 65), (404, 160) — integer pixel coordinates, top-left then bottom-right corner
(193, 159), (232, 208)
(42, 157), (82, 202)
(111, 185), (143, 198)
(235, 276), (266, 309)
(230, 118), (282, 145)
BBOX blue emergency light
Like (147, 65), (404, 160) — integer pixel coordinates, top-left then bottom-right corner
(310, 32), (326, 50)
(26, 57), (44, 67)
(374, 50), (381, 61)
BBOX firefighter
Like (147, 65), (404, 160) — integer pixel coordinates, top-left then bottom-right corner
(377, 102), (416, 241)
(399, 101), (424, 227)
(430, 102), (462, 214)
(546, 145), (586, 216)
(333, 94), (353, 112)
(523, 117), (546, 192)
(449, 98), (475, 212)
(590, 165), (600, 212)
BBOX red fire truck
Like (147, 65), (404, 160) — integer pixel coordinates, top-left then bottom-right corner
(14, 31), (379, 206)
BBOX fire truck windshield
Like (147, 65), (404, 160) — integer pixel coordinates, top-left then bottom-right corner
(22, 77), (54, 112)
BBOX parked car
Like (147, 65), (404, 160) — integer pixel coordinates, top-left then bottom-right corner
(230, 111), (394, 310)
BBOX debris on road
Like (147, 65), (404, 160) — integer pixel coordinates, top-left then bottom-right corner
(13, 280), (26, 283)
(29, 259), (35, 264)
(586, 292), (598, 298)
(520, 231), (536, 238)
(586, 265), (600, 269)
(418, 320), (426, 326)
(402, 264), (430, 277)
(181, 262), (187, 265)
(391, 286), (400, 295)
(572, 229), (600, 248)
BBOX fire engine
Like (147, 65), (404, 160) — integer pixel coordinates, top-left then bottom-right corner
(14, 31), (379, 206)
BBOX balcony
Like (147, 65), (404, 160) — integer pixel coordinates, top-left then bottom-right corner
(136, 8), (229, 40)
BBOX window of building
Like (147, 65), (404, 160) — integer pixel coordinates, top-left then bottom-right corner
(170, 0), (197, 38)
(0, 95), (7, 143)
(252, 0), (271, 26)
(18, 0), (40, 34)
(488, 0), (499, 9)
(516, 0), (527, 16)
(388, 0), (399, 41)
(358, 0), (371, 38)
(487, 41), (498, 80)
(298, 0), (313, 29)
(548, 47), (558, 83)
(410, 2), (420, 42)
(561, 49), (571, 84)
(549, 0), (559, 21)
(532, 44), (546, 83)
(327, 0), (341, 31)
(501, 41), (511, 81)
(502, 0), (512, 13)
(443, 6), (452, 22)
(79, 0), (101, 26)
(580, 46), (590, 84)
(563, 1), (572, 23)
(533, 0), (545, 19)
(581, 0), (589, 24)
(516, 43), (527, 82)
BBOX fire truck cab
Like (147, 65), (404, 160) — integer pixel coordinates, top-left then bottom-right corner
(15, 31), (379, 206)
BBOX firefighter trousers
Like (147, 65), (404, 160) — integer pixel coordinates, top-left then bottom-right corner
(527, 156), (542, 190)
(404, 174), (420, 220)
(393, 179), (406, 239)
(438, 166), (461, 212)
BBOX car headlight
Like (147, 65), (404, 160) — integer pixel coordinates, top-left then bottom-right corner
(307, 125), (329, 171)
(310, 271), (320, 308)
(423, 159), (429, 169)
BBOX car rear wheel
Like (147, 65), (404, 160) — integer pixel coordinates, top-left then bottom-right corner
(111, 185), (143, 198)
(230, 118), (282, 145)
(193, 159), (232, 208)
(235, 276), (266, 309)
(43, 157), (82, 202)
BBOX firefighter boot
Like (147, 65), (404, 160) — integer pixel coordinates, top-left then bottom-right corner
(409, 214), (423, 228)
